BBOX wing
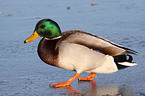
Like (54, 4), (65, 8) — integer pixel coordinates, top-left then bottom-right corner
(56, 30), (137, 56)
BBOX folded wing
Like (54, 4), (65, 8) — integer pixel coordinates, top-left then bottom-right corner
(57, 30), (137, 56)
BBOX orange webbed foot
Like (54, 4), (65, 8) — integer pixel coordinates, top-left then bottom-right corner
(50, 82), (70, 88)
(49, 73), (80, 88)
(78, 73), (97, 81)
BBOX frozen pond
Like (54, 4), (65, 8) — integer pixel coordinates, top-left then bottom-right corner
(0, 0), (145, 96)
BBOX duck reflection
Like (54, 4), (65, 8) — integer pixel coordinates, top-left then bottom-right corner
(51, 80), (133, 96)
(55, 86), (81, 96)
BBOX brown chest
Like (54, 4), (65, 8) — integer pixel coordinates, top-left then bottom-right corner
(37, 38), (60, 67)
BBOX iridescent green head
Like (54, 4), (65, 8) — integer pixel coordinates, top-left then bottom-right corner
(24, 19), (62, 43)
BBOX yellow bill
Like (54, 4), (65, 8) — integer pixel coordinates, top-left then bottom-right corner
(24, 31), (40, 43)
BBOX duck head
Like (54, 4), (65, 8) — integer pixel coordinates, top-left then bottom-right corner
(24, 19), (62, 43)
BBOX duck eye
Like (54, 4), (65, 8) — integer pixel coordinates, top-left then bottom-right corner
(40, 25), (46, 29)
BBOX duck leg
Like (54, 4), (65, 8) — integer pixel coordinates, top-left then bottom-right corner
(50, 73), (80, 88)
(78, 73), (97, 81)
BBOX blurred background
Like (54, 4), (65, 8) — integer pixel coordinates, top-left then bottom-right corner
(0, 0), (145, 96)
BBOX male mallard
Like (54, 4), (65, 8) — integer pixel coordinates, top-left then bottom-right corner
(24, 19), (137, 88)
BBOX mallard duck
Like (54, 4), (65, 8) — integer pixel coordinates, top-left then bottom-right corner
(24, 19), (137, 88)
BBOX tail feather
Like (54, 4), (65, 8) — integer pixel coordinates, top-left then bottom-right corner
(118, 62), (137, 66)
(113, 54), (137, 70)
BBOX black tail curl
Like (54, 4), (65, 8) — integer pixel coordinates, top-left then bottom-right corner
(113, 54), (133, 70)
